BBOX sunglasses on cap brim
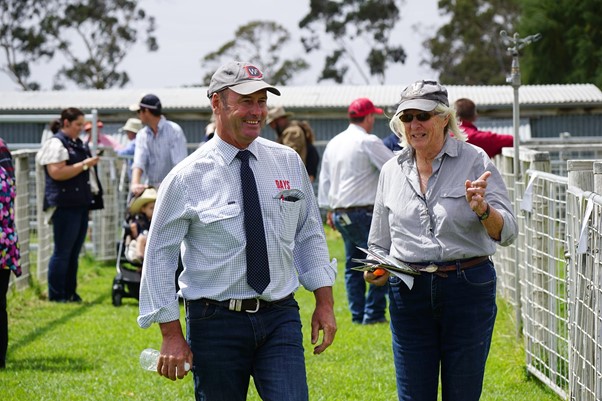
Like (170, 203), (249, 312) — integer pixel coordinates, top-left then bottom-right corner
(399, 112), (439, 123)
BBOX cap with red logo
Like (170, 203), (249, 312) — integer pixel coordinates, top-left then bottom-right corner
(207, 61), (281, 99)
(348, 98), (384, 118)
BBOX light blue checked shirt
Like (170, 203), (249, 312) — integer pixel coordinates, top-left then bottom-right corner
(138, 134), (336, 328)
(368, 136), (517, 264)
(132, 116), (188, 188)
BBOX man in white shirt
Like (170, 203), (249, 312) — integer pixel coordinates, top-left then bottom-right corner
(318, 98), (394, 324)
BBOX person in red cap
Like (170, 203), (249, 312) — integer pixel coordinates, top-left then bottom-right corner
(318, 97), (394, 325)
(82, 120), (122, 151)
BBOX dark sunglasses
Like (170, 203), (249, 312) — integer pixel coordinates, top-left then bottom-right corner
(399, 112), (438, 123)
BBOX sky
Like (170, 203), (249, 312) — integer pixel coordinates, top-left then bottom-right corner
(0, 0), (444, 91)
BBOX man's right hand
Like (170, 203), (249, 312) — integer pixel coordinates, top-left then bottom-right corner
(158, 321), (193, 381)
(130, 183), (148, 196)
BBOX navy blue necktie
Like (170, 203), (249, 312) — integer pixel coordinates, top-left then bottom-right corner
(236, 150), (270, 294)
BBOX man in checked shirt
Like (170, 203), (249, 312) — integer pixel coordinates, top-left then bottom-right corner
(138, 61), (337, 401)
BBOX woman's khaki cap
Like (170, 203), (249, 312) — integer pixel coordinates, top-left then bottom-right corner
(395, 80), (449, 114)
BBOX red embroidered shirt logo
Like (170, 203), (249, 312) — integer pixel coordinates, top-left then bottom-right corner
(275, 180), (290, 190)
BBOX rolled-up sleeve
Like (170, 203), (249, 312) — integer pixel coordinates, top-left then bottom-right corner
(132, 129), (148, 172)
(137, 173), (188, 328)
(295, 162), (337, 291)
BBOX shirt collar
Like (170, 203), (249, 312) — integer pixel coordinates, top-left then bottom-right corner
(348, 123), (368, 134)
(459, 120), (476, 130)
(156, 115), (167, 130)
(213, 134), (260, 165)
(397, 134), (461, 166)
(144, 115), (167, 135)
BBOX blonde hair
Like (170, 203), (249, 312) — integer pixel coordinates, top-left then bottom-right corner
(389, 104), (466, 148)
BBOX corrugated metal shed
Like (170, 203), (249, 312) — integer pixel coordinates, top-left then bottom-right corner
(1, 83), (601, 145)
(0, 83), (600, 114)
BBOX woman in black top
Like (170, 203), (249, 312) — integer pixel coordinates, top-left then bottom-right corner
(36, 108), (100, 302)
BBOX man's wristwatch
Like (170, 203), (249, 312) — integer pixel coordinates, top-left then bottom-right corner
(82, 161), (89, 171)
(477, 204), (490, 221)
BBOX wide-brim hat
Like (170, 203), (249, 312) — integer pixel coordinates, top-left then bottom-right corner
(267, 106), (294, 124)
(129, 187), (157, 214)
(395, 80), (449, 114)
(207, 61), (281, 98)
(121, 118), (142, 133)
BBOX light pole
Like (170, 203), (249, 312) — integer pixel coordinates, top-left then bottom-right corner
(499, 30), (541, 338)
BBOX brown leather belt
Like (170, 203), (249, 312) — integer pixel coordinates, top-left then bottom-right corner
(405, 256), (490, 276)
(334, 205), (373, 213)
(190, 293), (294, 313)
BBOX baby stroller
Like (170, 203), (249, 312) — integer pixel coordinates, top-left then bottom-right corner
(111, 188), (157, 306)
(111, 219), (143, 306)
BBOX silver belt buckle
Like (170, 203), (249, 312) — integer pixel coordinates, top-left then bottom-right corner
(245, 298), (260, 313)
(228, 298), (261, 313)
(422, 264), (438, 273)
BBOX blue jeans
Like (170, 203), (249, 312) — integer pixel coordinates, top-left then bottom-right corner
(48, 206), (89, 302)
(388, 260), (497, 401)
(333, 209), (387, 324)
(186, 297), (308, 401)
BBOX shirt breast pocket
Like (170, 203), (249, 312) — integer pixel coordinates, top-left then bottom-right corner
(439, 186), (474, 229)
(197, 203), (241, 226)
(274, 189), (305, 243)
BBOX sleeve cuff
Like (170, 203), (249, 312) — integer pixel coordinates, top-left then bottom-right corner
(137, 297), (181, 329)
(298, 258), (337, 292)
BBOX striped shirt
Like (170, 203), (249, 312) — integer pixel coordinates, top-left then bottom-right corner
(132, 116), (188, 188)
(138, 135), (336, 328)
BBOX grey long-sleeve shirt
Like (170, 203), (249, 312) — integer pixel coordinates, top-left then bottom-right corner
(368, 137), (517, 263)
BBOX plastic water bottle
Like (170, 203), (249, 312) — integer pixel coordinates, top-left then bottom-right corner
(139, 348), (190, 372)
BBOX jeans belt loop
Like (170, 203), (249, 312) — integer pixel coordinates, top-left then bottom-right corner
(229, 299), (243, 312)
(228, 298), (260, 313)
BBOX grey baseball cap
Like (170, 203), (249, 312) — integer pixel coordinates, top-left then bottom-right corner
(395, 80), (449, 114)
(207, 61), (281, 98)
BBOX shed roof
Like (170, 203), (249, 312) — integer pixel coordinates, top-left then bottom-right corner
(0, 83), (600, 113)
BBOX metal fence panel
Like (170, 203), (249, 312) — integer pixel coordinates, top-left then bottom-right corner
(520, 171), (570, 398)
(7, 135), (602, 401)
(566, 189), (602, 401)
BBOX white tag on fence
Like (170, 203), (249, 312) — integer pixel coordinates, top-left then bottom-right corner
(577, 197), (594, 254)
(520, 173), (538, 212)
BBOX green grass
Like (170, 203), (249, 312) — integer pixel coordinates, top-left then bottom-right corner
(1, 230), (562, 400)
